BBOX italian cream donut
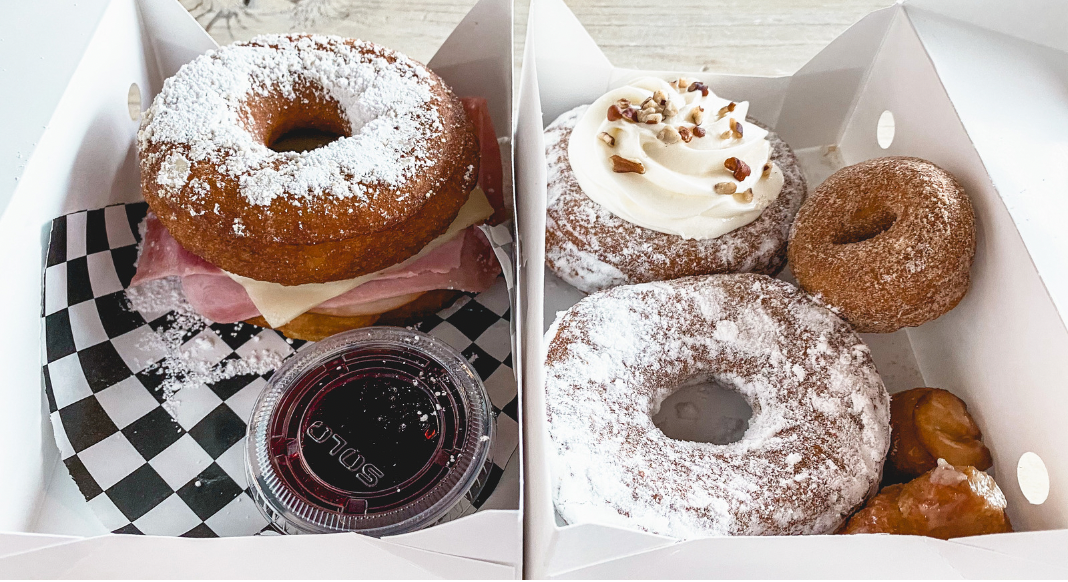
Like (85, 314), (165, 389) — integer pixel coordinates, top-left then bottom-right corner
(545, 77), (806, 293)
(545, 274), (890, 537)
(788, 157), (975, 333)
(139, 34), (479, 285)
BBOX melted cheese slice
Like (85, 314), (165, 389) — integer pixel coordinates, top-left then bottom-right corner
(228, 188), (493, 328)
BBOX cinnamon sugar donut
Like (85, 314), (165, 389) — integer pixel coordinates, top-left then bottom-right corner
(545, 105), (806, 294)
(545, 274), (890, 537)
(139, 34), (478, 285)
(788, 157), (975, 333)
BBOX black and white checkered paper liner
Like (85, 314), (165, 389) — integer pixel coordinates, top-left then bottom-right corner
(41, 202), (519, 538)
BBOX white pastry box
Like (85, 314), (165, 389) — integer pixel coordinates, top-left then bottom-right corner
(0, 0), (522, 577)
(516, 0), (1068, 577)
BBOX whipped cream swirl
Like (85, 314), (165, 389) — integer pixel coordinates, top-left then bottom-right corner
(568, 76), (784, 240)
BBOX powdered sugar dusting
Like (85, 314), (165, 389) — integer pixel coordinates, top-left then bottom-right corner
(139, 34), (442, 207)
(157, 153), (191, 189)
(125, 278), (286, 411)
(544, 274), (889, 538)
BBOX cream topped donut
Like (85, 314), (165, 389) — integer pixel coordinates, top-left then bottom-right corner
(139, 34), (479, 285)
(545, 274), (890, 537)
(546, 77), (806, 293)
(569, 77), (785, 239)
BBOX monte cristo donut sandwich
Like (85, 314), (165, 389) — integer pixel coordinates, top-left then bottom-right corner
(131, 35), (504, 340)
(545, 274), (890, 537)
(545, 77), (806, 293)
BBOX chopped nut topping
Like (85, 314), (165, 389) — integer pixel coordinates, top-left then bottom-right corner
(724, 156), (751, 181)
(638, 110), (663, 124)
(678, 125), (693, 143)
(640, 97), (656, 110)
(762, 163), (772, 177)
(675, 78), (694, 91)
(692, 125), (707, 138)
(657, 126), (681, 144)
(688, 81), (710, 97)
(616, 98), (631, 110)
(734, 188), (754, 203)
(691, 106), (704, 125)
(662, 100), (679, 119)
(609, 104), (639, 123)
(598, 132), (616, 147)
(717, 102), (737, 119)
(714, 181), (737, 195)
(611, 155), (646, 174)
(729, 118), (744, 139)
(653, 90), (669, 106)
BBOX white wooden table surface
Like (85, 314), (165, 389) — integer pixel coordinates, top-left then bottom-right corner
(182, 0), (893, 79)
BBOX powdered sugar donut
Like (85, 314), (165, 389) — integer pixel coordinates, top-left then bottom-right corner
(544, 274), (890, 537)
(545, 103), (806, 294)
(139, 34), (478, 285)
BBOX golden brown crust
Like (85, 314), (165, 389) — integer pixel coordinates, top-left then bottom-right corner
(140, 36), (479, 285)
(841, 464), (1011, 539)
(887, 388), (937, 483)
(543, 106), (807, 294)
(788, 157), (976, 333)
(887, 387), (992, 484)
(246, 289), (464, 341)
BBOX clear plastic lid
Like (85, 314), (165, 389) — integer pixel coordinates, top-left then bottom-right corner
(245, 327), (494, 536)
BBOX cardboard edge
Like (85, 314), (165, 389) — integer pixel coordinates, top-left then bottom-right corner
(516, 3), (550, 577)
(0, 532), (515, 579)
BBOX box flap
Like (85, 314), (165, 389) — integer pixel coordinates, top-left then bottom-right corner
(949, 529), (1068, 570)
(549, 534), (1068, 579)
(906, 0), (1068, 53)
(0, 533), (79, 561)
(135, 0), (217, 95)
(428, 0), (513, 141)
(0, 533), (514, 579)
(390, 510), (521, 566)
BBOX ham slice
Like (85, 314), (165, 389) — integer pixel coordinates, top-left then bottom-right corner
(130, 97), (504, 325)
(133, 216), (499, 323)
(309, 228), (500, 317)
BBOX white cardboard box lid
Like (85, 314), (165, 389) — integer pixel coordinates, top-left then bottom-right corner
(1, 0), (520, 576)
(517, 0), (1068, 577)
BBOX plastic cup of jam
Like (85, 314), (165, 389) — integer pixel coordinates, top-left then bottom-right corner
(246, 327), (495, 536)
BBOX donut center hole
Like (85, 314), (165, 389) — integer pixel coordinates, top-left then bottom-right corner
(245, 83), (352, 153)
(831, 205), (897, 245)
(653, 377), (752, 444)
(270, 127), (345, 153)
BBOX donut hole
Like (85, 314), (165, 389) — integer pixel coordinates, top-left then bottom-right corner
(244, 84), (351, 153)
(270, 127), (346, 153)
(652, 377), (752, 444)
(831, 205), (897, 245)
